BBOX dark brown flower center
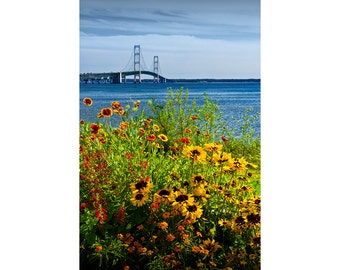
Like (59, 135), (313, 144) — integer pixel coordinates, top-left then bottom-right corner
(176, 194), (188, 202)
(159, 190), (170, 196)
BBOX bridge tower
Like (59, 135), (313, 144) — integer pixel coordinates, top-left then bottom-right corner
(153, 56), (159, 83)
(134, 45), (141, 83)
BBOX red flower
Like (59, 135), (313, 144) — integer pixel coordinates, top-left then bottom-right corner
(147, 134), (156, 141)
(101, 108), (113, 117)
(221, 136), (229, 143)
(90, 123), (100, 135)
(180, 137), (191, 144)
(83, 97), (93, 106)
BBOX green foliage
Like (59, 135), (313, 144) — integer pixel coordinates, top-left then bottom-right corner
(80, 88), (261, 269)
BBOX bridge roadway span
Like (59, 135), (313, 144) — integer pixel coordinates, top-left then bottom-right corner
(80, 71), (167, 84)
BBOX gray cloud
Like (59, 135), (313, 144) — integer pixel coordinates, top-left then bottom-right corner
(80, 0), (260, 40)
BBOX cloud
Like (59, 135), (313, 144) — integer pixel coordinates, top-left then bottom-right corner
(79, 0), (260, 78)
(80, 0), (260, 40)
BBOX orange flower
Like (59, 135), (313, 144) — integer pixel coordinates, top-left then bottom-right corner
(101, 108), (113, 117)
(185, 128), (192, 134)
(157, 221), (168, 230)
(83, 97), (93, 106)
(111, 101), (122, 109)
(120, 121), (129, 130)
(162, 212), (171, 219)
(165, 233), (176, 242)
(192, 246), (200, 253)
(95, 245), (102, 252)
(190, 115), (198, 120)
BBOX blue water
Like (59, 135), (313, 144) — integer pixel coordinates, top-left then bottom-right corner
(79, 81), (260, 136)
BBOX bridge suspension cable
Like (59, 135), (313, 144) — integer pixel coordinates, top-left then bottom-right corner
(122, 49), (134, 72)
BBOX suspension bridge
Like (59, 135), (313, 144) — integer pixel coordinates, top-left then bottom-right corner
(80, 45), (167, 84)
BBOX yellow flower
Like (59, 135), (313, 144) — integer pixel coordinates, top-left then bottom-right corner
(190, 174), (207, 186)
(182, 145), (207, 163)
(212, 152), (232, 166)
(155, 188), (173, 205)
(131, 191), (148, 207)
(203, 142), (223, 152)
(153, 124), (160, 131)
(181, 201), (203, 220)
(193, 186), (207, 197)
(218, 219), (231, 228)
(158, 134), (168, 142)
(229, 157), (248, 172)
(130, 179), (153, 194)
(172, 190), (195, 210)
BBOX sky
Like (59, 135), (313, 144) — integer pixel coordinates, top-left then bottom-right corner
(80, 0), (260, 79)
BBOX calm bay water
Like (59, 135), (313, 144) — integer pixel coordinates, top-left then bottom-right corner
(79, 81), (260, 136)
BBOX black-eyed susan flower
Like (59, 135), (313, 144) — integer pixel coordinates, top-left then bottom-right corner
(131, 191), (148, 207)
(246, 213), (261, 226)
(203, 142), (223, 152)
(229, 157), (248, 172)
(193, 186), (207, 197)
(158, 134), (168, 142)
(182, 145), (207, 163)
(130, 179), (153, 194)
(155, 188), (173, 205)
(101, 107), (113, 117)
(190, 174), (207, 186)
(212, 152), (232, 167)
(199, 238), (221, 254)
(172, 190), (195, 210)
(181, 201), (203, 220)
(218, 219), (231, 228)
(83, 97), (93, 106)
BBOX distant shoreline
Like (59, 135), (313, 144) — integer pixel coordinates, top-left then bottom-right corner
(105, 78), (261, 83)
